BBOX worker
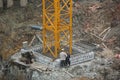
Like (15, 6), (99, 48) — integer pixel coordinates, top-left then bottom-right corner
(25, 51), (34, 64)
(59, 48), (67, 67)
(65, 53), (71, 66)
(21, 51), (34, 64)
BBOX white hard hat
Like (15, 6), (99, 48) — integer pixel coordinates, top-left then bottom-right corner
(61, 48), (64, 51)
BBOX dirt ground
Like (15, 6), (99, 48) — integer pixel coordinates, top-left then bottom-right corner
(0, 0), (120, 80)
(0, 0), (120, 60)
(0, 1), (42, 59)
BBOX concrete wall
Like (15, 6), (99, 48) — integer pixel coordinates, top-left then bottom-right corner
(7, 0), (13, 8)
(0, 0), (3, 7)
(20, 0), (28, 7)
(0, 0), (28, 8)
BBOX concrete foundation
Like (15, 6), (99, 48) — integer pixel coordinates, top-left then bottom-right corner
(11, 42), (96, 69)
(7, 0), (13, 8)
(0, 0), (3, 7)
(20, 0), (28, 7)
(0, 0), (28, 8)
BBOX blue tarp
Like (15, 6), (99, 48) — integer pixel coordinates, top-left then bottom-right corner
(31, 25), (42, 30)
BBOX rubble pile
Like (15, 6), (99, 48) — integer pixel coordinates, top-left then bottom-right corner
(68, 49), (120, 80)
(111, 58), (120, 70)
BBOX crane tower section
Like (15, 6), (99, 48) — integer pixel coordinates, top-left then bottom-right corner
(42, 0), (72, 58)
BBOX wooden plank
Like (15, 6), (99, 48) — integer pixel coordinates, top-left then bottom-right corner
(64, 71), (74, 78)
(102, 43), (108, 49)
(99, 27), (110, 36)
(90, 33), (103, 41)
(102, 29), (111, 40)
(30, 62), (48, 71)
(29, 35), (36, 46)
(36, 34), (43, 43)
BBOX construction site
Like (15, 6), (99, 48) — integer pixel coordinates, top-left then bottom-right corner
(0, 0), (120, 80)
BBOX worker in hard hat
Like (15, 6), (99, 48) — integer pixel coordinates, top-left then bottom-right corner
(65, 53), (71, 66)
(59, 48), (67, 67)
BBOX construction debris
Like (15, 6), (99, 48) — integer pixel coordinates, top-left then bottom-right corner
(0, 0), (120, 80)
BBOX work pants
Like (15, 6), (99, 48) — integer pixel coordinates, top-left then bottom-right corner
(60, 60), (65, 67)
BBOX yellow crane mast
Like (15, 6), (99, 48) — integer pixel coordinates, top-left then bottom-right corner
(42, 0), (73, 58)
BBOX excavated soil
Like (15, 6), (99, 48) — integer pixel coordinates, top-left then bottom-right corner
(0, 0), (120, 80)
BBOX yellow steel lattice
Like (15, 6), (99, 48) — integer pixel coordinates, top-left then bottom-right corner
(42, 0), (72, 58)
